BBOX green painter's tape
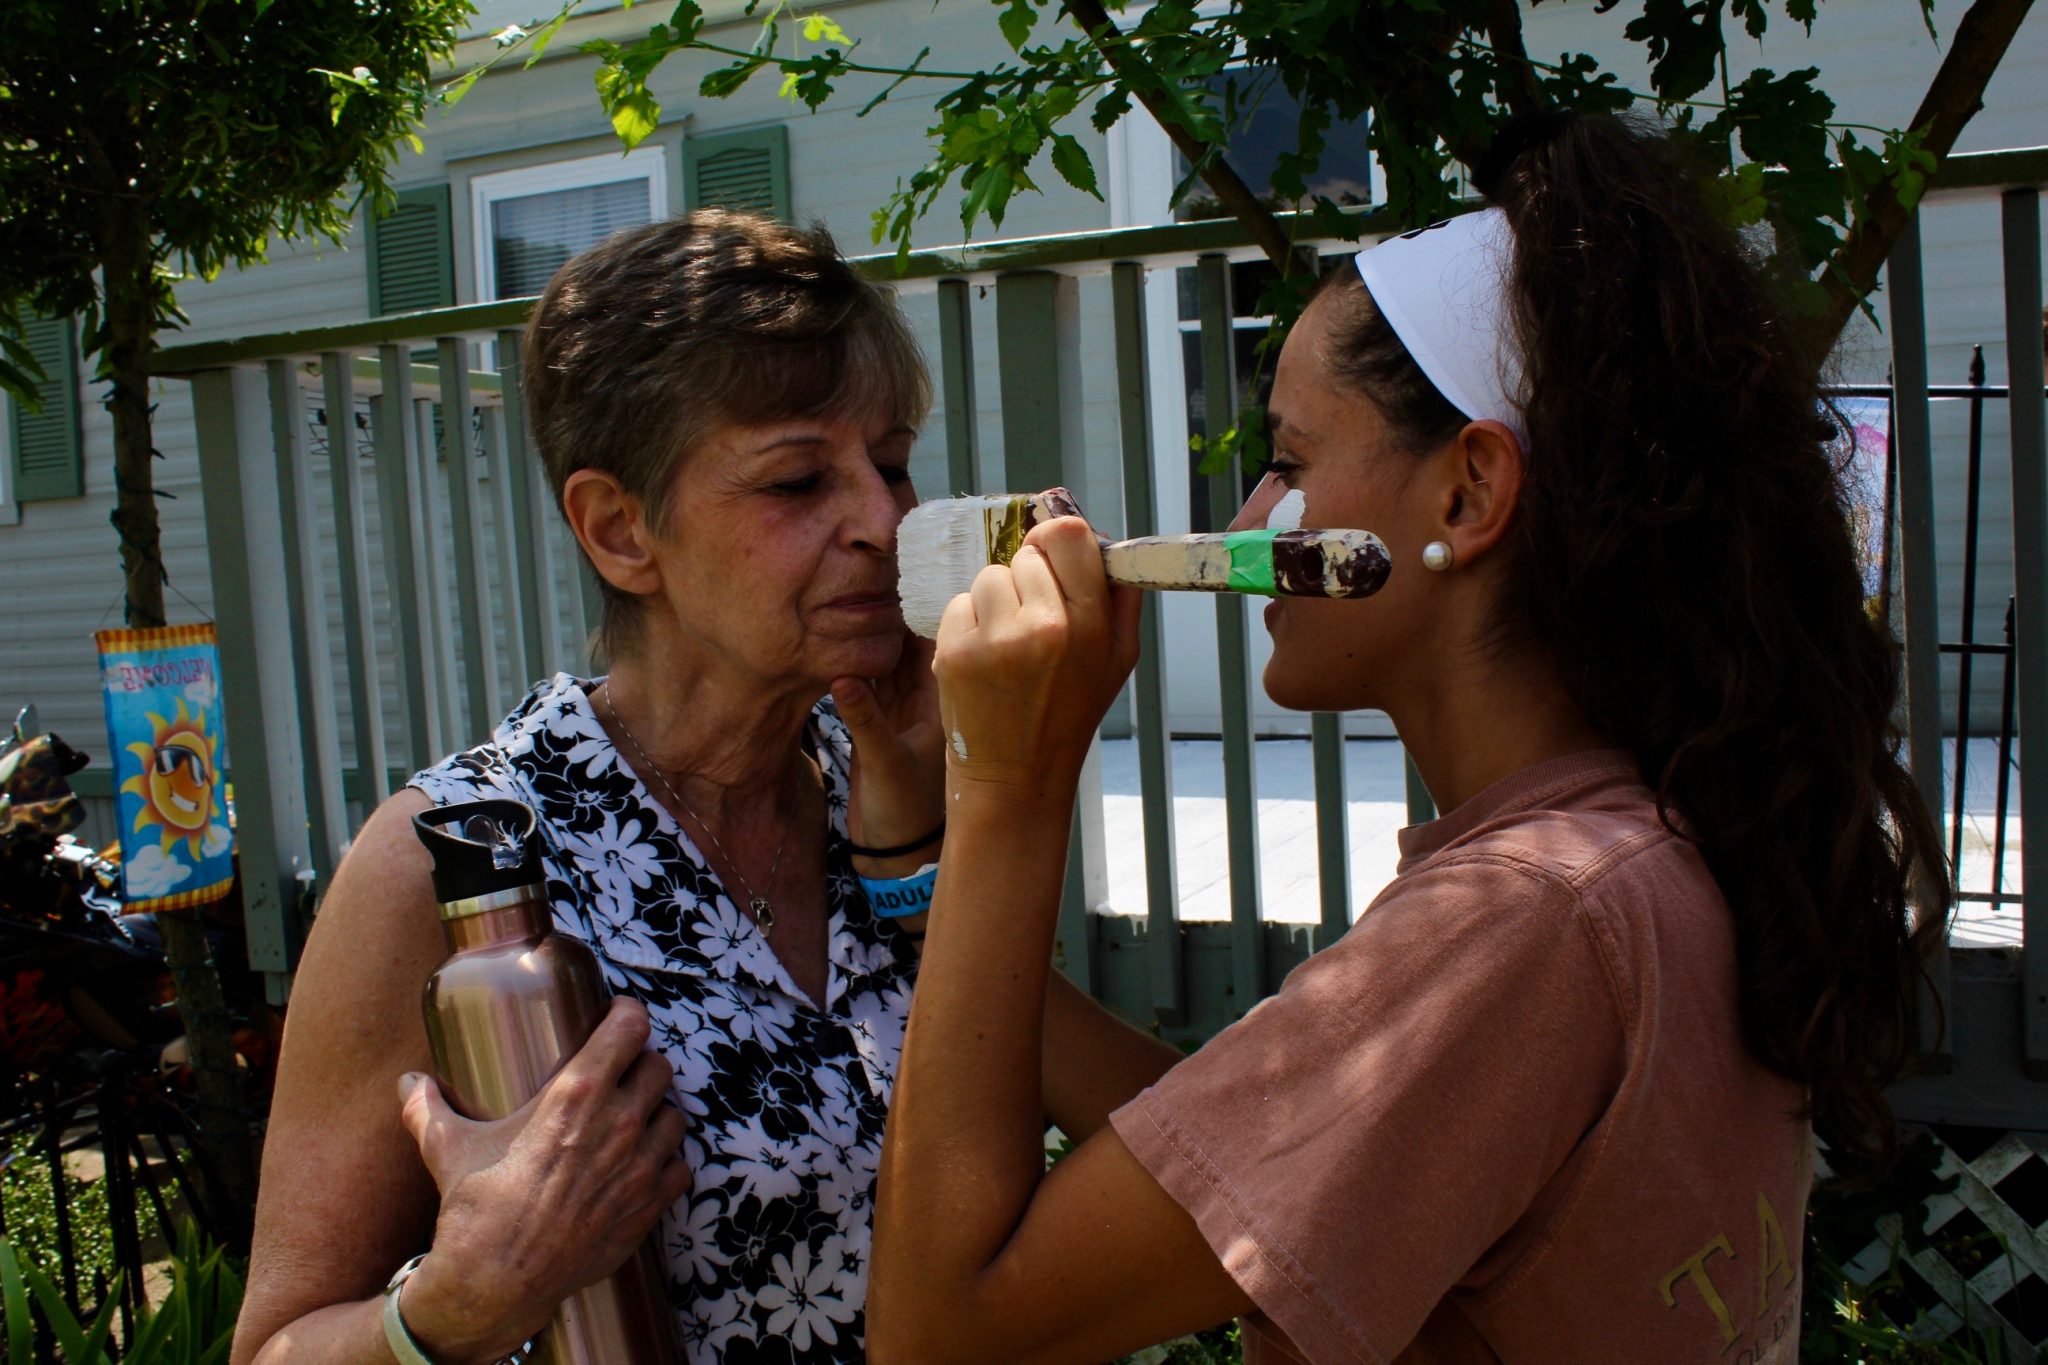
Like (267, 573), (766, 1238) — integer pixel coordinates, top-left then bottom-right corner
(1224, 530), (1277, 595)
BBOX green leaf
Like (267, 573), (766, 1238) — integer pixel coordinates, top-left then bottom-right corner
(76, 1274), (122, 1365)
(1730, 0), (1769, 40)
(2, 1240), (33, 1365)
(960, 161), (1025, 232)
(123, 1276), (179, 1364)
(1237, 404), (1270, 470)
(669, 0), (706, 40)
(525, 6), (575, 67)
(613, 97), (661, 147)
(701, 59), (768, 98)
(1195, 426), (1235, 476)
(439, 66), (484, 106)
(800, 13), (851, 45)
(598, 71), (662, 148)
(1090, 88), (1132, 135)
(1622, 0), (1726, 103)
(21, 1251), (102, 1364)
(1049, 133), (1100, 198)
(999, 0), (1037, 52)
(1702, 161), (1768, 228)
(789, 65), (840, 111)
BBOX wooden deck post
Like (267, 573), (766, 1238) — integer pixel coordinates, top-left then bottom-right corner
(996, 268), (1106, 993)
(192, 364), (315, 994)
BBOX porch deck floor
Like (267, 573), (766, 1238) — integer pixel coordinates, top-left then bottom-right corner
(1096, 737), (2022, 949)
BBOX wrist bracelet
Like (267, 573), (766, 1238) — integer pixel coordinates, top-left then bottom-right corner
(847, 818), (945, 860)
(383, 1253), (532, 1365)
(860, 862), (938, 918)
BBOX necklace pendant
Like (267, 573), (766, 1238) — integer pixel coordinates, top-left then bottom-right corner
(750, 897), (774, 932)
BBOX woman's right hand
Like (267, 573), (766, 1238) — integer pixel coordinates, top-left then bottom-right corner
(393, 997), (691, 1364)
(934, 515), (1142, 803)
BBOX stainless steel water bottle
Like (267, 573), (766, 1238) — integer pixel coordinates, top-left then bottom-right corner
(412, 798), (683, 1365)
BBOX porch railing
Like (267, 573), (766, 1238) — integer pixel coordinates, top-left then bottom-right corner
(153, 147), (2048, 1119)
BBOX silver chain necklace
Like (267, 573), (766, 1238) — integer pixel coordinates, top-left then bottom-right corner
(602, 684), (791, 933)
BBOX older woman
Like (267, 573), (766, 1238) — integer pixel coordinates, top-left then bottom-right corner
(232, 210), (945, 1365)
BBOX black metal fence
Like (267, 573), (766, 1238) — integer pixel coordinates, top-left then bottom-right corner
(0, 1055), (224, 1357)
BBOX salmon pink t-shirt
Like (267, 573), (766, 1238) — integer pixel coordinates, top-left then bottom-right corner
(1109, 751), (1811, 1364)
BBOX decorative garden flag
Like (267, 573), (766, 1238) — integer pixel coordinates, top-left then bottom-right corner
(1832, 396), (1891, 606)
(95, 624), (235, 910)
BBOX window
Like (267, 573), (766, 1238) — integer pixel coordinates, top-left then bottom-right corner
(3, 315), (83, 513)
(1172, 71), (1373, 224)
(469, 146), (668, 305)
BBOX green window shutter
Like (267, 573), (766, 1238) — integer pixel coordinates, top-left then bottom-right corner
(685, 127), (791, 221)
(367, 183), (455, 317)
(8, 316), (83, 503)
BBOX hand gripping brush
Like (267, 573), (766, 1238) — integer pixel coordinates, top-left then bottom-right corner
(895, 488), (1391, 639)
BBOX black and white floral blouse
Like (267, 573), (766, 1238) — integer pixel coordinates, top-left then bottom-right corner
(411, 673), (919, 1365)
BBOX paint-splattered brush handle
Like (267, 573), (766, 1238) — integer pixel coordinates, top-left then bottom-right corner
(1104, 529), (1390, 598)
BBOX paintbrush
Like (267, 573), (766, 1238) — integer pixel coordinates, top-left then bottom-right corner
(896, 488), (1391, 638)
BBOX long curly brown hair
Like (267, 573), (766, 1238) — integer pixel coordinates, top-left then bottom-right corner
(1317, 112), (1948, 1170)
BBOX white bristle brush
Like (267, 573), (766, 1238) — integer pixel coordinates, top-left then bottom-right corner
(896, 488), (1391, 638)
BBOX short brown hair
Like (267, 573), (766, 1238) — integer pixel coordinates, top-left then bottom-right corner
(522, 209), (931, 657)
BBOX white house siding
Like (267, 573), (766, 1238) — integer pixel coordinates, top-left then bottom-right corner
(0, 0), (1127, 808)
(1, 0), (2043, 808)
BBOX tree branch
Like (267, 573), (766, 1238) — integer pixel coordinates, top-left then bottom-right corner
(1485, 0), (1545, 117)
(1800, 0), (2036, 358)
(1059, 0), (1311, 276)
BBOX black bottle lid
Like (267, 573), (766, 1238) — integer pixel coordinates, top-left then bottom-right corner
(412, 798), (544, 907)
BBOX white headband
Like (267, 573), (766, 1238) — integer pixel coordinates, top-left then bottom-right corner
(1353, 208), (1527, 446)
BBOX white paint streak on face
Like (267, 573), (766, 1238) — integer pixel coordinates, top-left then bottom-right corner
(950, 729), (971, 762)
(1266, 488), (1307, 532)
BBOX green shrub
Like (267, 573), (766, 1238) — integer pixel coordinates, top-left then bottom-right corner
(0, 1218), (240, 1364)
(1803, 1130), (2012, 1363)
(0, 1128), (124, 1294)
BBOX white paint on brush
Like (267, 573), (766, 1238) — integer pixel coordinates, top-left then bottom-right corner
(897, 495), (1029, 638)
(1102, 536), (1235, 589)
(1266, 489), (1306, 531)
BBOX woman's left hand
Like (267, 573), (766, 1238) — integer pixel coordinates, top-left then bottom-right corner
(832, 631), (947, 859)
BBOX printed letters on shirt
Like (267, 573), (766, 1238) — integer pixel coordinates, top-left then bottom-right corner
(1656, 1192), (1798, 1359)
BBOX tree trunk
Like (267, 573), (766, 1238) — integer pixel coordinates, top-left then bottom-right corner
(102, 236), (164, 634)
(100, 215), (259, 1251)
(154, 907), (258, 1250)
(1800, 0), (2036, 359)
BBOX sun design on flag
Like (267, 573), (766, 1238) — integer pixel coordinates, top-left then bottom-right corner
(121, 700), (221, 856)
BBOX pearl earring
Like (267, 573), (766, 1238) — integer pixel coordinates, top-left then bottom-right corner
(1421, 541), (1455, 572)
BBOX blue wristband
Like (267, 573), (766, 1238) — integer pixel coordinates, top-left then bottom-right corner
(860, 862), (938, 918)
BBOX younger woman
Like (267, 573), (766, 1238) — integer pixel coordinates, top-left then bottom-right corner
(865, 113), (1946, 1364)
